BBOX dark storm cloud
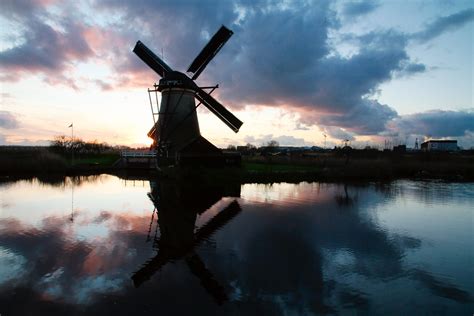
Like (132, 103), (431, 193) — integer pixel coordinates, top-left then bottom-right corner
(0, 20), (92, 71)
(207, 4), (407, 135)
(1, 0), (472, 139)
(322, 126), (355, 141)
(0, 111), (19, 129)
(412, 8), (474, 43)
(99, 2), (469, 137)
(0, 0), (43, 16)
(100, 0), (460, 138)
(100, 0), (240, 69)
(400, 62), (426, 75)
(0, 1), (93, 84)
(314, 100), (398, 136)
(391, 110), (474, 138)
(342, 1), (379, 18)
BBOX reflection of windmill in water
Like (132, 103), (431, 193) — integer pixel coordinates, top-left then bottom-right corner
(132, 181), (242, 304)
(133, 26), (243, 166)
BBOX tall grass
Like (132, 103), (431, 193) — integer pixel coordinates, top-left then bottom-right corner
(0, 146), (120, 176)
(0, 147), (67, 175)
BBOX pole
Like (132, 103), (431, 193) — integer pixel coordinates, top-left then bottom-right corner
(69, 122), (74, 166)
(71, 179), (74, 222)
(72, 123), (74, 166)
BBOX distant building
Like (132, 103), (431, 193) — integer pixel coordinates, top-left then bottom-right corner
(421, 140), (458, 152)
(393, 145), (406, 153)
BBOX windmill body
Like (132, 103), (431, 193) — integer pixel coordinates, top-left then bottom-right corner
(133, 26), (242, 165)
(154, 87), (200, 155)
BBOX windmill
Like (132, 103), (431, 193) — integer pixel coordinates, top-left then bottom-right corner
(133, 25), (242, 166)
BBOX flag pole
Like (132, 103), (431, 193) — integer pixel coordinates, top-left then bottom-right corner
(69, 123), (74, 166)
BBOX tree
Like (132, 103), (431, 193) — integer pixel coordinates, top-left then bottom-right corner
(266, 140), (279, 148)
(50, 135), (68, 153)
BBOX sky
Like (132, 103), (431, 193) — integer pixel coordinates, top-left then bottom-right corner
(0, 0), (473, 149)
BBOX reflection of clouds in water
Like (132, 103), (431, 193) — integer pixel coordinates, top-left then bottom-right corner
(410, 269), (472, 303)
(240, 182), (332, 205)
(224, 182), (472, 312)
(0, 247), (27, 284)
(0, 174), (112, 189)
(0, 212), (152, 305)
(375, 180), (473, 205)
(1, 175), (153, 227)
(74, 275), (124, 304)
(38, 267), (65, 300)
(0, 179), (472, 315)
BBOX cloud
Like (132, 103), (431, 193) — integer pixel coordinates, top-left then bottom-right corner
(397, 61), (427, 77)
(412, 8), (474, 43)
(207, 8), (412, 136)
(312, 100), (398, 135)
(389, 109), (474, 138)
(322, 126), (355, 141)
(94, 79), (113, 91)
(99, 1), (474, 142)
(294, 122), (309, 131)
(0, 1), (471, 144)
(0, 1), (94, 86)
(0, 111), (19, 129)
(342, 1), (379, 18)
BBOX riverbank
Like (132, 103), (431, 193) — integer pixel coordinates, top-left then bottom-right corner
(1, 146), (473, 184)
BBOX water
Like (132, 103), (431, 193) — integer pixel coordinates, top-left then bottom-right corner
(0, 175), (472, 315)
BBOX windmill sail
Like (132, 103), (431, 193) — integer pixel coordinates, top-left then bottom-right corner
(133, 41), (173, 77)
(186, 254), (228, 304)
(195, 88), (242, 133)
(194, 200), (241, 243)
(187, 25), (233, 80)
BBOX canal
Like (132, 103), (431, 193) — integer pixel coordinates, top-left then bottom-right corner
(0, 175), (472, 314)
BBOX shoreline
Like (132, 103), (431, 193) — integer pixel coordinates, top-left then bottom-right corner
(1, 164), (472, 185)
(1, 146), (473, 184)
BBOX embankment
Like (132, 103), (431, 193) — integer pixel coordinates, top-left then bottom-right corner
(1, 146), (473, 183)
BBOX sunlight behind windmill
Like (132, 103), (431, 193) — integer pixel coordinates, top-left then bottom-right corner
(133, 25), (242, 167)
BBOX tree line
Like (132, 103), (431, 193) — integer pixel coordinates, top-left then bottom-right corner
(49, 135), (128, 155)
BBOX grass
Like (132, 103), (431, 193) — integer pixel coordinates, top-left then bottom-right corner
(0, 147), (67, 175)
(1, 146), (473, 183)
(0, 146), (120, 177)
(69, 154), (120, 167)
(243, 161), (320, 172)
(237, 153), (474, 182)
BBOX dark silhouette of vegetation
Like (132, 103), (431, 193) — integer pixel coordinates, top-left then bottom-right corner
(0, 136), (125, 177)
(266, 140), (279, 148)
(0, 146), (67, 176)
(1, 138), (473, 182)
(50, 135), (125, 155)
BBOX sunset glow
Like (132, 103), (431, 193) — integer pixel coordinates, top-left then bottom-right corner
(1, 1), (473, 148)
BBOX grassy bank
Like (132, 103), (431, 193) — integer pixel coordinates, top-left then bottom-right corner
(240, 154), (474, 181)
(1, 146), (473, 183)
(162, 153), (474, 184)
(0, 146), (119, 177)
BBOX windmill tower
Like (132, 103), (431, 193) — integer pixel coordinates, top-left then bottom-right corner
(133, 26), (242, 166)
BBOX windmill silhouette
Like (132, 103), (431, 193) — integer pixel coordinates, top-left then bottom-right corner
(133, 26), (242, 165)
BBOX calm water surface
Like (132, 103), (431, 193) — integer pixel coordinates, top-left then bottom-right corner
(0, 175), (472, 315)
